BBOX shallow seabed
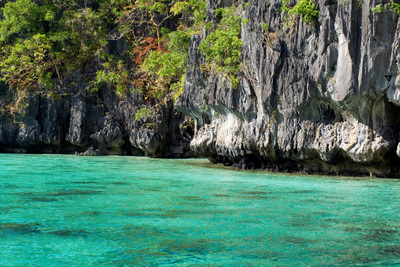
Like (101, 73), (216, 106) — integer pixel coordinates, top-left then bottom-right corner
(1, 154), (400, 266)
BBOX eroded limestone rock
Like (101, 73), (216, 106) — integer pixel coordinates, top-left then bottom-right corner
(176, 0), (400, 177)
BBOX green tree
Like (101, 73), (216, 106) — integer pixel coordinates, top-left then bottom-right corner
(0, 0), (109, 93)
(199, 6), (243, 83)
(372, 1), (400, 14)
(0, 0), (208, 107)
(142, 30), (190, 87)
(122, 0), (175, 45)
(281, 0), (319, 23)
(0, 0), (51, 44)
(88, 55), (129, 97)
(118, 0), (205, 100)
(56, 8), (107, 71)
(0, 33), (59, 91)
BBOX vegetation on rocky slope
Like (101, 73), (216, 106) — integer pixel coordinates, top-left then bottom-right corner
(0, 0), (207, 114)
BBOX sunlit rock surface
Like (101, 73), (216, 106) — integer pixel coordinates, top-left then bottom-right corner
(176, 0), (400, 177)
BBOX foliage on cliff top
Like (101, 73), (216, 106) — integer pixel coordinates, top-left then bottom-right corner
(199, 5), (243, 86)
(119, 0), (206, 101)
(0, 0), (207, 111)
(0, 0), (109, 97)
(281, 0), (319, 24)
(372, 1), (400, 14)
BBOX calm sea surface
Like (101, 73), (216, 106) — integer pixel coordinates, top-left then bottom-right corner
(1, 154), (400, 266)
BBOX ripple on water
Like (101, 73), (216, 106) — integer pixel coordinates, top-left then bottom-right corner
(71, 181), (99, 184)
(45, 189), (103, 196)
(118, 225), (180, 240)
(242, 195), (270, 200)
(283, 235), (318, 245)
(29, 197), (59, 202)
(181, 196), (204, 201)
(381, 245), (400, 256)
(289, 190), (316, 194)
(240, 249), (281, 260)
(125, 208), (208, 218)
(236, 218), (264, 224)
(363, 229), (398, 242)
(242, 191), (270, 195)
(240, 191), (271, 199)
(161, 238), (227, 255)
(344, 227), (363, 233)
(212, 194), (230, 198)
(3, 184), (18, 188)
(80, 211), (102, 216)
(49, 229), (89, 237)
(340, 253), (379, 265)
(12, 192), (39, 196)
(111, 182), (131, 185)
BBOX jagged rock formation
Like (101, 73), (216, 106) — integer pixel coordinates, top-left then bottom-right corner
(0, 85), (194, 157)
(176, 0), (400, 177)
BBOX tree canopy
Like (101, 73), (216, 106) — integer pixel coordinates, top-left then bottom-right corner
(0, 0), (245, 112)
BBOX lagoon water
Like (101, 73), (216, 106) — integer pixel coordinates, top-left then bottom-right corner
(1, 154), (400, 266)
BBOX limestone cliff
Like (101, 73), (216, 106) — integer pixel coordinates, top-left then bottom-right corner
(0, 84), (194, 158)
(176, 0), (400, 177)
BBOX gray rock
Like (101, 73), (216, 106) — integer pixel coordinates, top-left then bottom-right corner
(176, 0), (400, 177)
(0, 86), (191, 157)
(82, 147), (101, 156)
(66, 96), (86, 146)
(91, 115), (125, 155)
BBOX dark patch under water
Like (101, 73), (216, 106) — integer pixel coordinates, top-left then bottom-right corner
(242, 191), (270, 195)
(45, 189), (103, 196)
(49, 229), (89, 237)
(0, 223), (41, 234)
(71, 181), (99, 185)
(29, 197), (59, 202)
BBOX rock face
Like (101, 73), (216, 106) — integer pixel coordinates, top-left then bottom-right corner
(0, 86), (194, 157)
(176, 0), (400, 177)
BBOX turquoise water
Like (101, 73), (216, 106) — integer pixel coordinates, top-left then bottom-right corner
(1, 154), (400, 266)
